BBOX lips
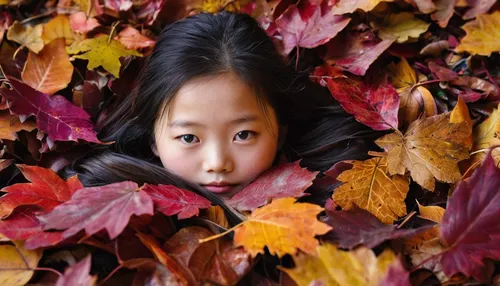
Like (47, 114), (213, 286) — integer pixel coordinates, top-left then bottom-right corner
(202, 182), (238, 194)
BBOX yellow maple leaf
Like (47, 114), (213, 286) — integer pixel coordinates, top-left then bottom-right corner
(0, 111), (36, 140)
(471, 103), (500, 165)
(6, 21), (44, 54)
(0, 241), (43, 286)
(66, 35), (142, 78)
(22, 38), (74, 95)
(280, 244), (401, 286)
(42, 15), (82, 45)
(332, 157), (409, 224)
(233, 198), (331, 258)
(332, 0), (394, 15)
(375, 112), (471, 191)
(456, 11), (500, 56)
(376, 12), (430, 43)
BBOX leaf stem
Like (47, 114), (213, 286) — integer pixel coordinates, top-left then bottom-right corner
(396, 211), (416, 229)
(108, 21), (121, 44)
(198, 221), (245, 243)
(410, 79), (443, 92)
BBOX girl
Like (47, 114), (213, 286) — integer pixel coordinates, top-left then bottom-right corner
(62, 11), (377, 224)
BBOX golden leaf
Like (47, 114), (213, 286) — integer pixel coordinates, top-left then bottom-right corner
(0, 111), (36, 140)
(6, 21), (44, 53)
(66, 35), (142, 78)
(450, 96), (472, 148)
(417, 202), (445, 223)
(456, 11), (500, 56)
(471, 103), (500, 165)
(0, 241), (43, 286)
(332, 0), (394, 15)
(376, 12), (430, 43)
(280, 244), (400, 286)
(233, 198), (331, 258)
(42, 15), (81, 45)
(376, 112), (471, 191)
(333, 157), (409, 224)
(21, 38), (74, 95)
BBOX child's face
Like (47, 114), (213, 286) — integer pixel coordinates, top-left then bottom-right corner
(154, 72), (280, 199)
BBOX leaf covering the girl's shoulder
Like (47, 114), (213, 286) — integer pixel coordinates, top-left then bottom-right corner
(233, 197), (331, 258)
(55, 255), (96, 286)
(227, 161), (318, 212)
(39, 181), (153, 240)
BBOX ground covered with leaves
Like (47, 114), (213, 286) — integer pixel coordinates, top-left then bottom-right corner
(0, 0), (499, 285)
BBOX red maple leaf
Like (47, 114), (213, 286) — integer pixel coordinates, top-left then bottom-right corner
(0, 77), (102, 143)
(440, 150), (500, 282)
(39, 181), (154, 240)
(140, 184), (211, 219)
(276, 0), (350, 54)
(0, 165), (83, 217)
(228, 161), (318, 212)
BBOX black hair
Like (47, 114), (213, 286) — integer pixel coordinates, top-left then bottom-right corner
(61, 11), (378, 224)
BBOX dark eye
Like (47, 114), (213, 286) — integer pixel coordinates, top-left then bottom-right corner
(234, 131), (254, 141)
(178, 134), (199, 144)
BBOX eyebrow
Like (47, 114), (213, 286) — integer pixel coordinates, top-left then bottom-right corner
(167, 115), (259, 128)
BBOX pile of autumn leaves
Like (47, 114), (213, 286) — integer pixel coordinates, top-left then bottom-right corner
(0, 0), (500, 285)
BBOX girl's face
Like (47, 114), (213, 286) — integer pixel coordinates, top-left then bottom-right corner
(153, 72), (280, 199)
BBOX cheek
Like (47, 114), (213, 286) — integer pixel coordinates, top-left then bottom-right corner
(156, 144), (197, 178)
(238, 138), (278, 180)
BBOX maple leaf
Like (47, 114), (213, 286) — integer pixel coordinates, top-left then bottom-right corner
(0, 241), (42, 285)
(233, 197), (331, 258)
(456, 11), (500, 56)
(431, 0), (456, 28)
(6, 21), (44, 53)
(228, 161), (318, 212)
(69, 12), (100, 34)
(0, 164), (83, 217)
(440, 150), (500, 282)
(140, 184), (211, 219)
(42, 15), (81, 45)
(332, 0), (394, 14)
(55, 255), (96, 286)
(332, 157), (409, 223)
(114, 27), (156, 50)
(280, 244), (410, 286)
(39, 181), (154, 240)
(66, 35), (142, 78)
(21, 38), (74, 95)
(320, 75), (399, 131)
(0, 77), (102, 143)
(321, 206), (430, 249)
(0, 111), (36, 140)
(375, 12), (430, 43)
(462, 0), (497, 20)
(375, 112), (471, 191)
(275, 0), (350, 55)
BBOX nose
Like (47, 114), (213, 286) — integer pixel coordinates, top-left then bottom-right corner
(202, 143), (234, 173)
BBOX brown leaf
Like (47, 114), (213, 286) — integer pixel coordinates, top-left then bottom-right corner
(0, 111), (36, 140)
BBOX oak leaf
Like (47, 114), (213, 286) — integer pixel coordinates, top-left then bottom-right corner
(39, 181), (154, 240)
(332, 157), (409, 223)
(140, 184), (211, 219)
(66, 35), (142, 78)
(0, 241), (42, 286)
(228, 161), (318, 212)
(376, 12), (430, 43)
(440, 150), (500, 281)
(332, 0), (394, 14)
(280, 244), (410, 286)
(42, 15), (81, 45)
(456, 11), (500, 56)
(6, 21), (44, 53)
(233, 198), (331, 257)
(21, 38), (74, 95)
(0, 111), (36, 140)
(0, 164), (83, 218)
(55, 255), (96, 286)
(375, 112), (471, 191)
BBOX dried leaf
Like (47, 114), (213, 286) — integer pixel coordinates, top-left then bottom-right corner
(376, 112), (471, 191)
(462, 0), (496, 20)
(6, 21), (44, 53)
(456, 11), (500, 56)
(417, 202), (444, 223)
(0, 241), (42, 286)
(332, 0), (394, 14)
(69, 12), (100, 34)
(42, 15), (81, 45)
(431, 0), (456, 28)
(471, 103), (500, 165)
(376, 12), (430, 43)
(66, 35), (142, 78)
(55, 255), (96, 286)
(114, 27), (155, 50)
(0, 111), (36, 140)
(233, 198), (331, 257)
(21, 38), (74, 95)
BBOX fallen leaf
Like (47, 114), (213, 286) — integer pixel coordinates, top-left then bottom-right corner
(456, 11), (500, 56)
(321, 206), (430, 249)
(0, 241), (42, 286)
(275, 0), (350, 55)
(321, 76), (399, 130)
(233, 197), (331, 257)
(431, 0), (456, 28)
(6, 21), (44, 53)
(207, 206), (229, 229)
(105, 0), (133, 11)
(376, 12), (430, 43)
(471, 103), (500, 165)
(375, 112), (471, 191)
(42, 15), (81, 45)
(450, 96), (472, 148)
(417, 202), (444, 223)
(0, 111), (36, 140)
(21, 38), (74, 95)
(450, 76), (499, 102)
(428, 61), (458, 81)
(69, 12), (100, 34)
(0, 77), (102, 143)
(280, 244), (409, 286)
(410, 0), (436, 13)
(39, 181), (154, 240)
(0, 164), (82, 218)
(440, 150), (500, 282)
(55, 255), (96, 286)
(332, 157), (409, 223)
(332, 0), (394, 14)
(462, 0), (496, 20)
(140, 184), (211, 219)
(66, 35), (142, 78)
(114, 26), (155, 50)
(228, 161), (317, 211)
